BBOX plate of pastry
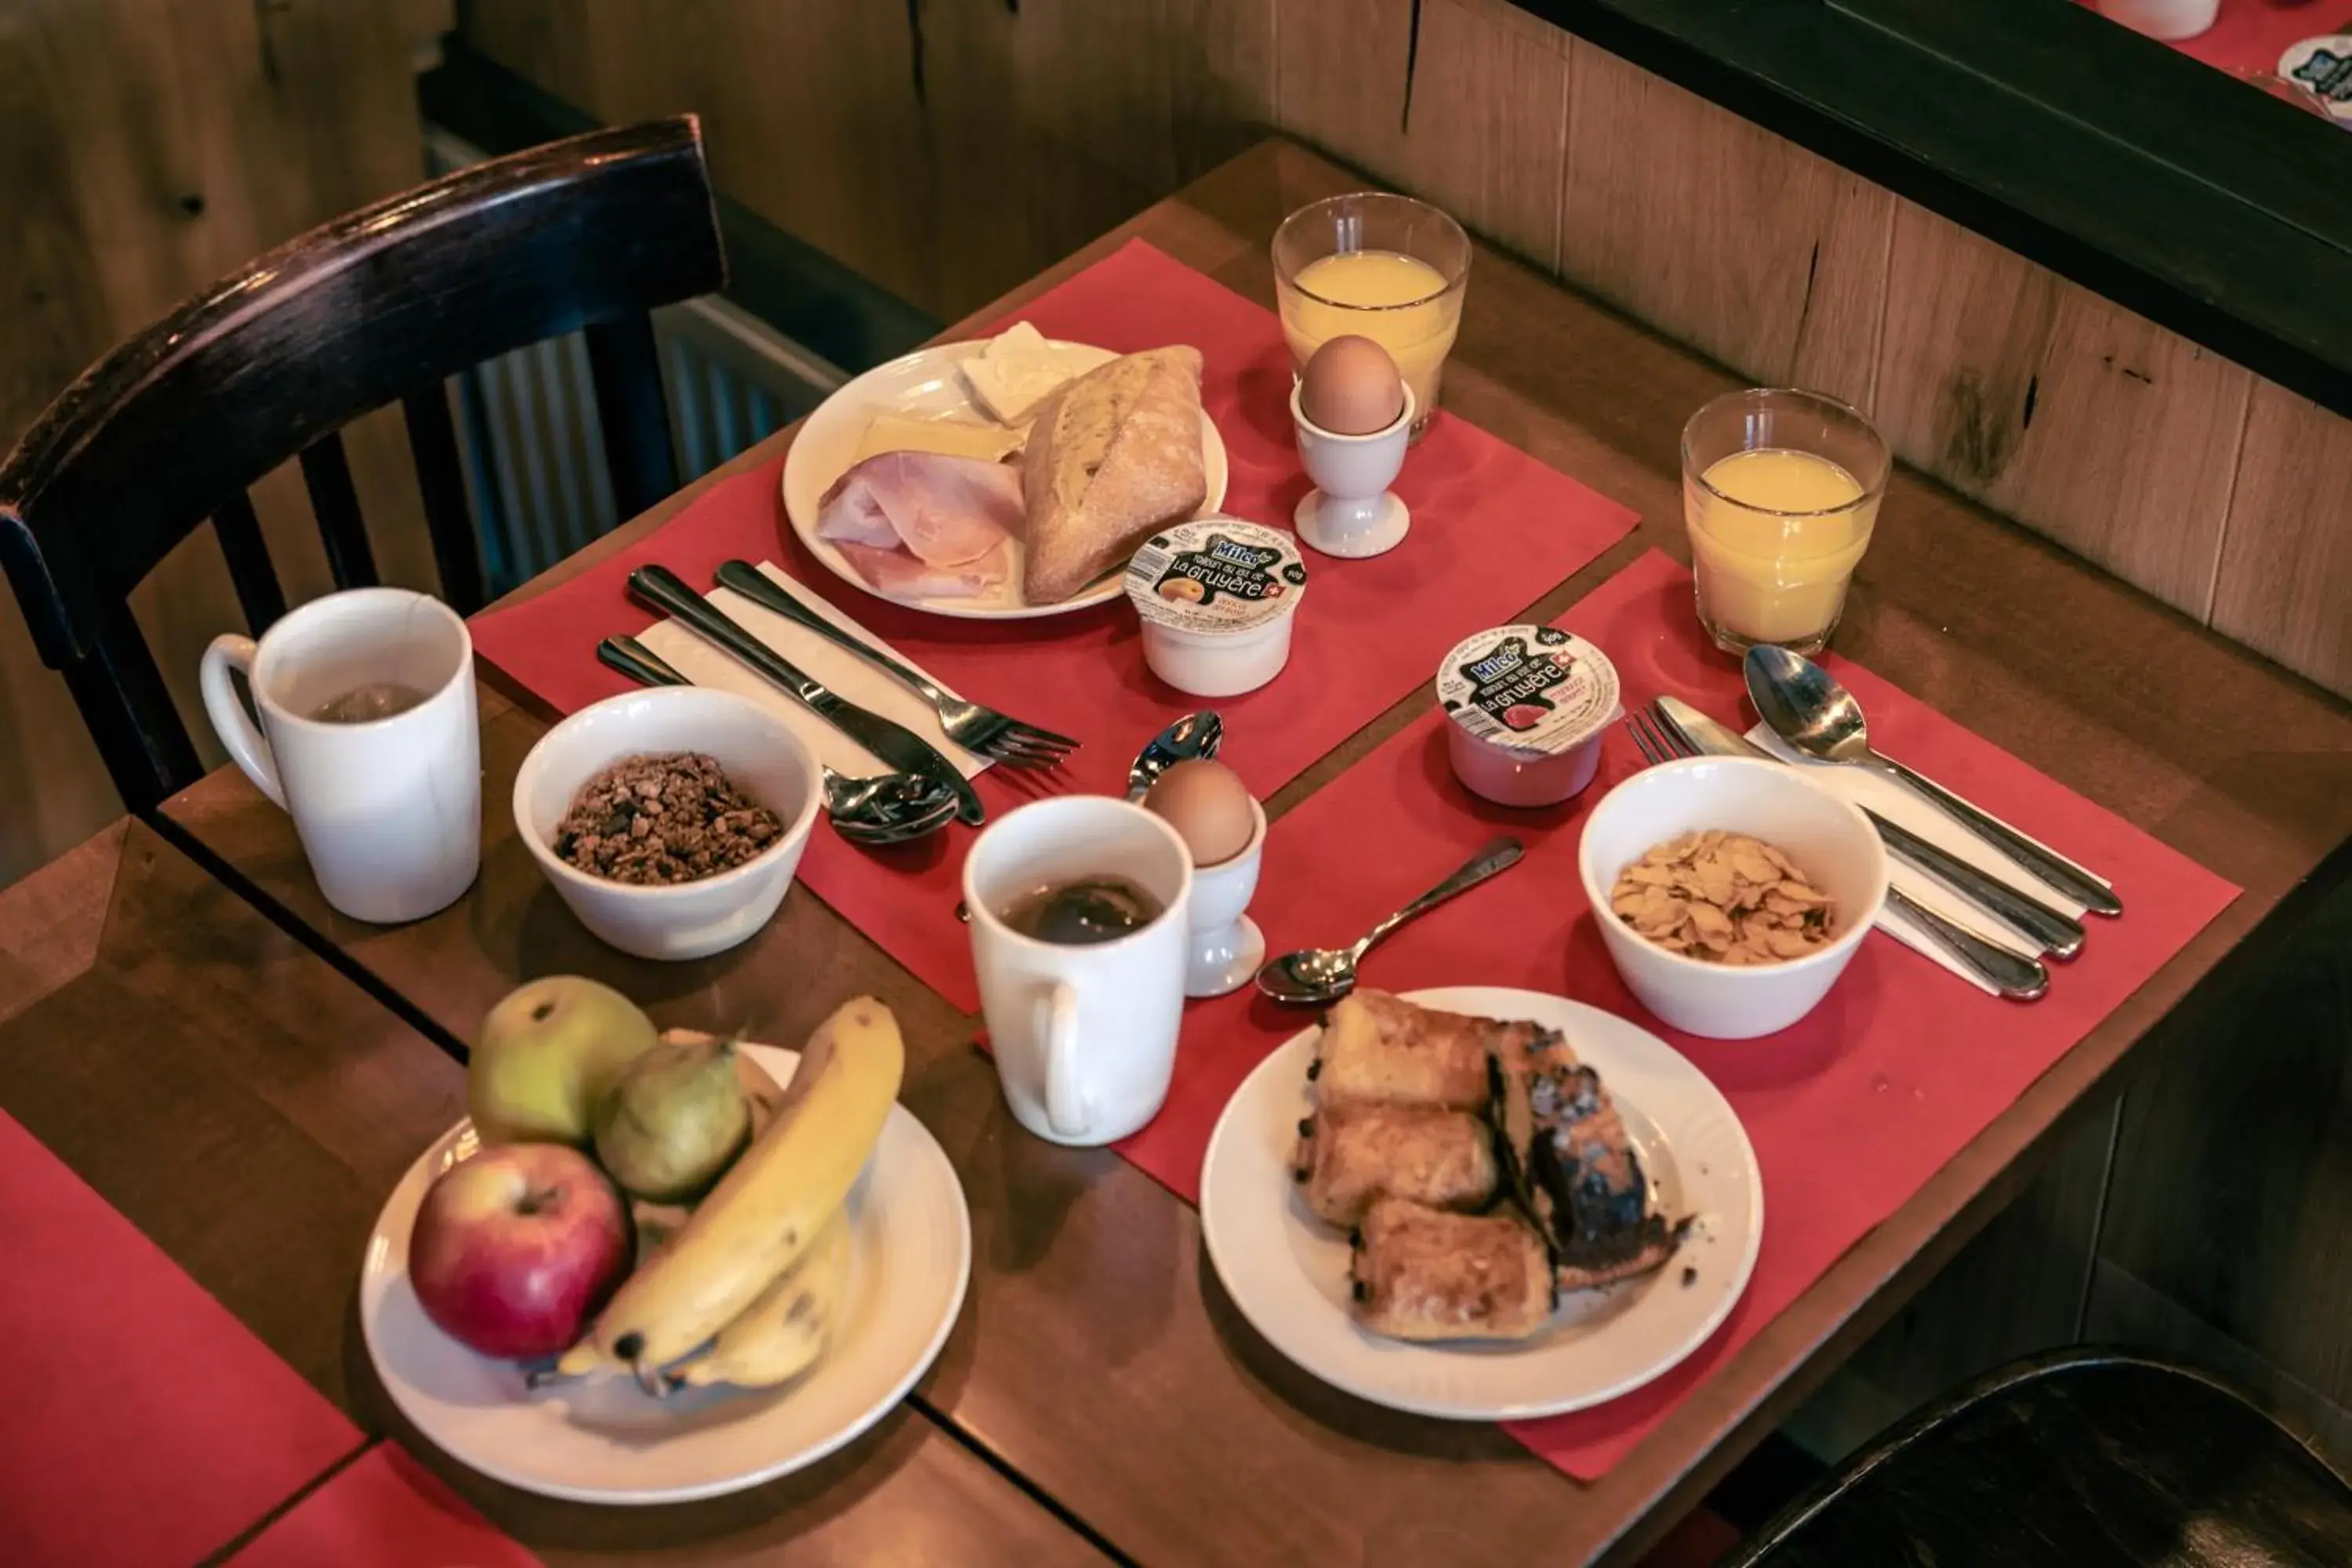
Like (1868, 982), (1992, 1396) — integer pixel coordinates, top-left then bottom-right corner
(782, 323), (1230, 619)
(1199, 987), (1762, 1421)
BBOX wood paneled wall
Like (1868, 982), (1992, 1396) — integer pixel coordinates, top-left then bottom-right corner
(0, 0), (455, 887)
(466, 0), (2349, 702)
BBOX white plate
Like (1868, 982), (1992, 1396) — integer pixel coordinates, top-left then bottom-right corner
(782, 338), (1230, 620)
(1199, 986), (1762, 1422)
(358, 1043), (971, 1504)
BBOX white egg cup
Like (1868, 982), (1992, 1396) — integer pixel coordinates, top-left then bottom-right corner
(1185, 796), (1267, 997)
(1291, 382), (1415, 559)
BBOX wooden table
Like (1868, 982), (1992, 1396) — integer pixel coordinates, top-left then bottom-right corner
(0, 819), (1104, 1565)
(151, 140), (2352, 1565)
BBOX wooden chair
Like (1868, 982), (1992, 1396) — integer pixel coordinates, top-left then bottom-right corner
(0, 116), (724, 812)
(1725, 1348), (2352, 1566)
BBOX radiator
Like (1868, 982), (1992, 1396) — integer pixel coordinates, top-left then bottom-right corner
(424, 129), (849, 595)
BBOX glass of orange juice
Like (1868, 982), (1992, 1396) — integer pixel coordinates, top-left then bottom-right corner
(1682, 388), (1889, 656)
(1273, 193), (1470, 445)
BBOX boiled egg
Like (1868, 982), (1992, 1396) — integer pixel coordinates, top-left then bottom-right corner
(1142, 759), (1257, 866)
(1298, 335), (1405, 436)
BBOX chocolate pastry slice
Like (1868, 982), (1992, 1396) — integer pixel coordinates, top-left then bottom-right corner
(1490, 1030), (1686, 1291)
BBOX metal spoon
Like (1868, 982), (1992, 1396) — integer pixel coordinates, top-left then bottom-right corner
(1743, 646), (2122, 916)
(1127, 711), (1224, 800)
(1254, 836), (1524, 1006)
(595, 637), (959, 845)
(953, 711), (1229, 922)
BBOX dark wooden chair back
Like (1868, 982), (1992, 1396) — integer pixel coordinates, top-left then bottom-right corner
(1726, 1348), (2352, 1566)
(0, 116), (724, 811)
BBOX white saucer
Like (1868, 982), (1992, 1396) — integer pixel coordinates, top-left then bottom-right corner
(1199, 985), (1762, 1421)
(358, 1042), (971, 1504)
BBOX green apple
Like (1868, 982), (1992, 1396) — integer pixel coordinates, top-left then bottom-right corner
(468, 976), (659, 1146)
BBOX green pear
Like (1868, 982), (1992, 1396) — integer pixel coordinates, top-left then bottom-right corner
(593, 1035), (752, 1203)
(469, 976), (659, 1146)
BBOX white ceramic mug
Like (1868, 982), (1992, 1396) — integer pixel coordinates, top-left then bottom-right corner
(200, 588), (481, 924)
(964, 797), (1194, 1145)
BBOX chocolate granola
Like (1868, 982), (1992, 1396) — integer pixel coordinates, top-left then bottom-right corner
(553, 752), (783, 885)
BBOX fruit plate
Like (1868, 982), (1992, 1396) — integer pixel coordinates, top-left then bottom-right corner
(358, 1042), (971, 1504)
(781, 337), (1229, 621)
(1198, 986), (1762, 1422)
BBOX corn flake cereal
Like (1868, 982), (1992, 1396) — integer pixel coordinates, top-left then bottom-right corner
(1609, 830), (1837, 965)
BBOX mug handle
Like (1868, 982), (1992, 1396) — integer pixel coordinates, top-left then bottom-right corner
(1041, 982), (1089, 1140)
(198, 634), (286, 808)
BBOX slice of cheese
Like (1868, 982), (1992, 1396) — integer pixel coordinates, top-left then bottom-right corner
(855, 412), (1024, 464)
(958, 321), (1080, 425)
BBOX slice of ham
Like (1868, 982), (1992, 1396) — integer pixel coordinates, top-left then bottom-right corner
(817, 451), (1022, 566)
(832, 539), (1011, 600)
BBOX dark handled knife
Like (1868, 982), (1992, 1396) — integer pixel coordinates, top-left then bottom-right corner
(1656, 695), (2082, 962)
(627, 564), (985, 826)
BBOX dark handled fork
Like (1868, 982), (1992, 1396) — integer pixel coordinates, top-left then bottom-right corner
(714, 561), (1078, 768)
(1626, 706), (2049, 1001)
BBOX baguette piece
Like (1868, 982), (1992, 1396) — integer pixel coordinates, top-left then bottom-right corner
(1348, 1198), (1555, 1341)
(1293, 1103), (1499, 1226)
(1311, 989), (1541, 1113)
(1019, 347), (1207, 603)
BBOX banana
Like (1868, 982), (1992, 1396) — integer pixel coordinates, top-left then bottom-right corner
(586, 996), (904, 1374)
(666, 1205), (852, 1391)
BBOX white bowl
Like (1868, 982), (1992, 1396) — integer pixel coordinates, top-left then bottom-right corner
(1577, 757), (1888, 1039)
(513, 688), (822, 961)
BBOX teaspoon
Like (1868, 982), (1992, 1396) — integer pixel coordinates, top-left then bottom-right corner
(1127, 711), (1225, 800)
(1743, 646), (2121, 916)
(1254, 836), (1524, 1006)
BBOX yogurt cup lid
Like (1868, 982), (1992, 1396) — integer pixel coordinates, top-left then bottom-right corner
(1126, 517), (1307, 635)
(2281, 36), (2352, 121)
(1436, 625), (1620, 757)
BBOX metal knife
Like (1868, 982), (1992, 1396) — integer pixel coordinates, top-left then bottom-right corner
(1656, 695), (2082, 960)
(626, 564), (985, 826)
(1651, 696), (2050, 999)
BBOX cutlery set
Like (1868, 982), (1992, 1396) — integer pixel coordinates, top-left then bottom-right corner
(1609, 647), (2122, 1003)
(612, 561), (1080, 846)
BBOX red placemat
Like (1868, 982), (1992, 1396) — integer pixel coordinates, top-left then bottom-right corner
(0, 1109), (363, 1567)
(1118, 550), (2240, 1480)
(470, 239), (1639, 1008)
(227, 1443), (539, 1568)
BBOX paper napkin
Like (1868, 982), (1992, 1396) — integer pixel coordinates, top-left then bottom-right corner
(637, 562), (990, 780)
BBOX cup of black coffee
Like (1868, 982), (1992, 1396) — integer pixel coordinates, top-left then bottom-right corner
(964, 798), (1194, 1145)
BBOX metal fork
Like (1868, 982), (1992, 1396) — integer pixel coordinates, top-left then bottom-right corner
(1626, 706), (2049, 1001)
(713, 561), (1078, 768)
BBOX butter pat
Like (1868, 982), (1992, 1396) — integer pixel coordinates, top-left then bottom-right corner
(959, 321), (1077, 425)
(855, 412), (1023, 464)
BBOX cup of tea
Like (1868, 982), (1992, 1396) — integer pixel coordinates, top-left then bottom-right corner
(198, 588), (481, 924)
(963, 797), (1194, 1145)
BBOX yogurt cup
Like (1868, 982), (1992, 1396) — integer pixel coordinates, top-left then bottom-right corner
(1126, 518), (1308, 697)
(2281, 35), (2352, 123)
(1436, 625), (1621, 807)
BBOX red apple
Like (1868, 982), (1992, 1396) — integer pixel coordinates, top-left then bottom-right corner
(408, 1142), (633, 1360)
